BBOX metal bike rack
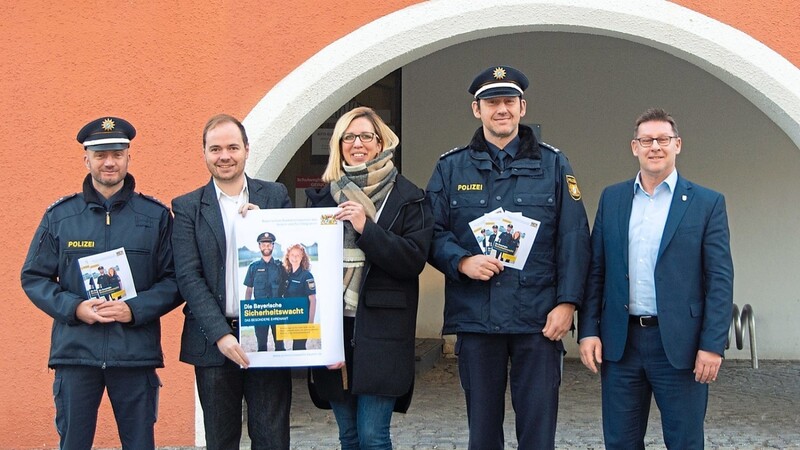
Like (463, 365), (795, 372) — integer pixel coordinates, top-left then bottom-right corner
(726, 303), (758, 369)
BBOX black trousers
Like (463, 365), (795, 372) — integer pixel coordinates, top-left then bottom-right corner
(53, 365), (160, 450)
(456, 333), (563, 450)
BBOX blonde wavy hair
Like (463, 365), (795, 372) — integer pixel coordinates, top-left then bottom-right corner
(321, 106), (399, 182)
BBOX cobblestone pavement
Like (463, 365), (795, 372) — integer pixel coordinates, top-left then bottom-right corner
(287, 357), (800, 450)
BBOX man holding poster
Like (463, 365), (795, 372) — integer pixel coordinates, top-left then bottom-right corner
(171, 114), (293, 450)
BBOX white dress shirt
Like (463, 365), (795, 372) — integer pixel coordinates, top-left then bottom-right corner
(213, 181), (249, 318)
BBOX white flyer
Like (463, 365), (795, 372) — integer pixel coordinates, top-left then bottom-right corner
(78, 247), (137, 301)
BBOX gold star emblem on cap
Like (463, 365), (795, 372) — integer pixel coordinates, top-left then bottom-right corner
(493, 67), (507, 80)
(101, 118), (116, 131)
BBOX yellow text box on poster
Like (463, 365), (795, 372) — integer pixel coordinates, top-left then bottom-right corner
(277, 323), (321, 340)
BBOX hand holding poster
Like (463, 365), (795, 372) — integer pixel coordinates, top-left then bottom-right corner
(235, 207), (343, 367)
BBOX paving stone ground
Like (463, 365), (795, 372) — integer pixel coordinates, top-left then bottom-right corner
(154, 357), (799, 449)
(288, 357), (800, 450)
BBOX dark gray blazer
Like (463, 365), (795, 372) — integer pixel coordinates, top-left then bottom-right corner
(172, 176), (291, 366)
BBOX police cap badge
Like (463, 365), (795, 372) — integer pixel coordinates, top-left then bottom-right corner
(77, 117), (136, 151)
(468, 65), (529, 99)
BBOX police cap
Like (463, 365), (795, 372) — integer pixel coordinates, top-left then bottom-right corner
(77, 117), (136, 151)
(468, 65), (529, 99)
(257, 232), (276, 243)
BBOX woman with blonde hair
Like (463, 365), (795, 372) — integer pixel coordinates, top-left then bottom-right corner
(282, 244), (316, 350)
(306, 106), (433, 449)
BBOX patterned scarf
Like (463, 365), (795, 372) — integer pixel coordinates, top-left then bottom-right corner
(330, 150), (397, 312)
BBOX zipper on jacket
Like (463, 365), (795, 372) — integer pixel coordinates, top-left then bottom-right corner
(103, 207), (111, 369)
(102, 319), (109, 369)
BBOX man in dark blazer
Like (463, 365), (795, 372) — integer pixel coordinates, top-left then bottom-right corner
(578, 108), (734, 449)
(172, 114), (293, 450)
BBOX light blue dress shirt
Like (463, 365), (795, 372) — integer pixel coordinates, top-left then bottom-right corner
(628, 169), (677, 316)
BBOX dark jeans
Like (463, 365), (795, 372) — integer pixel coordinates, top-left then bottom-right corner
(194, 359), (292, 450)
(601, 322), (707, 449)
(53, 365), (160, 450)
(330, 393), (395, 450)
(456, 333), (563, 450)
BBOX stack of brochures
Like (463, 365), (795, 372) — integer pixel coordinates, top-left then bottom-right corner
(468, 208), (540, 270)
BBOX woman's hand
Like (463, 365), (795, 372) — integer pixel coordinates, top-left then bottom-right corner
(336, 201), (367, 233)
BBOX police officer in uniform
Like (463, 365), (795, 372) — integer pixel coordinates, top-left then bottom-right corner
(96, 265), (110, 288)
(243, 231), (288, 351)
(486, 224), (499, 255)
(21, 117), (182, 450)
(282, 243), (316, 350)
(96, 265), (112, 300)
(426, 66), (591, 449)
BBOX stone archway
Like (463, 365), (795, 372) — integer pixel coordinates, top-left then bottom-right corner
(243, 0), (800, 181)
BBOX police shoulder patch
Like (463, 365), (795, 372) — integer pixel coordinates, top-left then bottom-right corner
(47, 193), (78, 211)
(566, 175), (582, 201)
(540, 142), (561, 153)
(439, 146), (467, 159)
(139, 193), (169, 210)
(306, 279), (316, 290)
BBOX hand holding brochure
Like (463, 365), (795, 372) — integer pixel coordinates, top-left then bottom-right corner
(78, 247), (137, 301)
(468, 209), (540, 270)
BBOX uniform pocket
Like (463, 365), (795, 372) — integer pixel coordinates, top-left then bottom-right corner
(147, 370), (161, 424)
(53, 373), (65, 437)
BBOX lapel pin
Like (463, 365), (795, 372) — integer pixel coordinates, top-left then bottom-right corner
(682, 195), (687, 202)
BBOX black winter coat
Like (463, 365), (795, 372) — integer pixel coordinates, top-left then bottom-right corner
(306, 174), (433, 413)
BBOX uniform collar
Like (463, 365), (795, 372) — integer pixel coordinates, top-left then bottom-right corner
(469, 124), (540, 160)
(485, 135), (521, 160)
(82, 173), (135, 208)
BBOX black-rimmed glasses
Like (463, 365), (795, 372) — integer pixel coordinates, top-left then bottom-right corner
(342, 132), (378, 143)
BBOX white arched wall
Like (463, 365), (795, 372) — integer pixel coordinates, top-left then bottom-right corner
(244, 0), (800, 182)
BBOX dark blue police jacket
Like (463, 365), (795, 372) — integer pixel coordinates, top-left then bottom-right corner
(21, 174), (181, 368)
(426, 125), (590, 335)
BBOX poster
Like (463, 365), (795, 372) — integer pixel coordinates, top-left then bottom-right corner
(235, 207), (344, 367)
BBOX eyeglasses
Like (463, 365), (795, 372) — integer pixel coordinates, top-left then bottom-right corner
(634, 136), (677, 147)
(341, 132), (378, 143)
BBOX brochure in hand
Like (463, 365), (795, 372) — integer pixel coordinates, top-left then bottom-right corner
(469, 209), (541, 270)
(78, 247), (137, 301)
